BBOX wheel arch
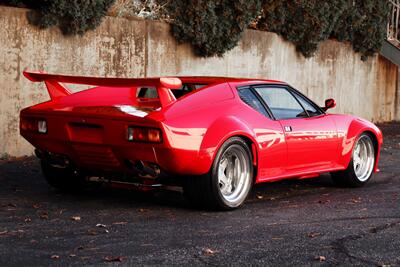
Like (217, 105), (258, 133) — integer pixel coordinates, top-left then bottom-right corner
(199, 116), (259, 177)
(339, 118), (382, 172)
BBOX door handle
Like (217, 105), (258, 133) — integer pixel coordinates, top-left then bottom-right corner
(284, 126), (292, 132)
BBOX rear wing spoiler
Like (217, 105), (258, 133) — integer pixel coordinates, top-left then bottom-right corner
(23, 70), (182, 107)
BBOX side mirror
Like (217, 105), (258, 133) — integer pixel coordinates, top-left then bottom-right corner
(323, 98), (336, 111)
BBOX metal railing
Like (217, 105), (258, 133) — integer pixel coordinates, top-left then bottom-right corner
(388, 0), (400, 45)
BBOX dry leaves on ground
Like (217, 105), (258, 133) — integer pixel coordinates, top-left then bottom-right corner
(308, 232), (321, 238)
(104, 256), (124, 262)
(202, 248), (217, 256)
(71, 216), (81, 221)
(315, 255), (326, 262)
(112, 221), (128, 225)
(39, 212), (49, 220)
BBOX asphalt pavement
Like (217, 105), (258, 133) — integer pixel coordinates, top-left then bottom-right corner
(0, 123), (399, 266)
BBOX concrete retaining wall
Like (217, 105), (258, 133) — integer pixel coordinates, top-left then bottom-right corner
(0, 6), (398, 156)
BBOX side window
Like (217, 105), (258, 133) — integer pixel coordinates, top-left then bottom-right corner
(238, 88), (270, 118)
(291, 90), (322, 117)
(255, 87), (307, 120)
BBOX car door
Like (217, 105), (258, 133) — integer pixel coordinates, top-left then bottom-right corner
(236, 86), (287, 180)
(253, 85), (339, 174)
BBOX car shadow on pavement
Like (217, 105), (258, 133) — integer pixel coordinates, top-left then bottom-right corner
(0, 156), (354, 211)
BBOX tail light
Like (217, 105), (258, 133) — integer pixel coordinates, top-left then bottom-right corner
(20, 118), (47, 134)
(127, 127), (162, 143)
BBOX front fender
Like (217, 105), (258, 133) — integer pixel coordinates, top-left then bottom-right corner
(338, 117), (383, 171)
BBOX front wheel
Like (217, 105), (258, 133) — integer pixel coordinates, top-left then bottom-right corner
(331, 133), (375, 187)
(183, 137), (254, 210)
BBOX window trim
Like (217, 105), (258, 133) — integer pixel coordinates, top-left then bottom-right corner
(248, 84), (325, 121)
(237, 86), (274, 119)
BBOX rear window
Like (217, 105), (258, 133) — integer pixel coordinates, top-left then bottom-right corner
(136, 84), (207, 99)
(137, 87), (158, 98)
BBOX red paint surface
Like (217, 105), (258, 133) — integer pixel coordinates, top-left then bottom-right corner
(20, 71), (382, 183)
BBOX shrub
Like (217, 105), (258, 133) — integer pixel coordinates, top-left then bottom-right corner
(257, 0), (390, 60)
(332, 0), (390, 60)
(2, 0), (116, 35)
(257, 0), (347, 58)
(166, 0), (262, 57)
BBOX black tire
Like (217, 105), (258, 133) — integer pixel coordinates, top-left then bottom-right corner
(331, 133), (375, 187)
(41, 160), (87, 192)
(183, 137), (254, 210)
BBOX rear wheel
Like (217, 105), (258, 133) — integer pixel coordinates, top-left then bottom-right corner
(184, 137), (253, 210)
(331, 133), (375, 187)
(41, 160), (87, 192)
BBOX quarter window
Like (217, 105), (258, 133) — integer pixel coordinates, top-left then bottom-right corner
(255, 87), (307, 119)
(238, 88), (270, 118)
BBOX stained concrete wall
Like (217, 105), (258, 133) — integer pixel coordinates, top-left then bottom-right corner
(0, 6), (398, 157)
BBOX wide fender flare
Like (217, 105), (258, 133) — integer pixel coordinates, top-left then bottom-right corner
(339, 118), (383, 170)
(197, 116), (258, 174)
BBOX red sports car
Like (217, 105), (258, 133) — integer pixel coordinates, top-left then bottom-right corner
(20, 70), (382, 210)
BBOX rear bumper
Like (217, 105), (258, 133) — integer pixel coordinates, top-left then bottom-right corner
(24, 133), (205, 175)
(20, 112), (211, 176)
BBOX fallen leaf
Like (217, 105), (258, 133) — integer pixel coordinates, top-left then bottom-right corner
(69, 254), (76, 257)
(104, 229), (110, 234)
(256, 194), (263, 199)
(308, 232), (320, 238)
(351, 197), (361, 203)
(271, 237), (284, 240)
(32, 204), (40, 209)
(0, 230), (8, 235)
(71, 216), (81, 221)
(315, 256), (326, 262)
(138, 208), (149, 213)
(104, 256), (124, 262)
(112, 221), (128, 225)
(202, 248), (216, 256)
(96, 224), (106, 228)
(50, 255), (60, 260)
(381, 264), (391, 267)
(87, 229), (97, 236)
(39, 212), (49, 220)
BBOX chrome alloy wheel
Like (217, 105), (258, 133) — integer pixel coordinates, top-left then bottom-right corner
(352, 135), (375, 182)
(217, 145), (252, 206)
